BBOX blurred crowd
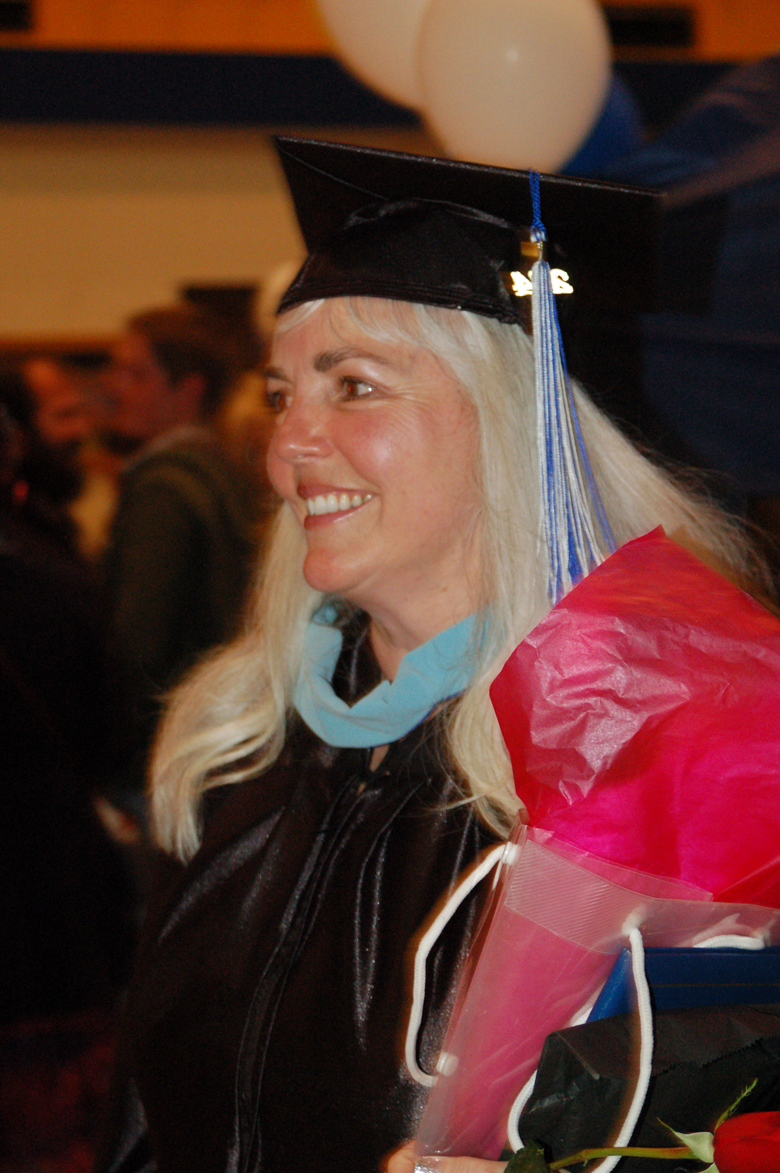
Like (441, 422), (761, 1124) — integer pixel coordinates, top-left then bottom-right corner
(0, 298), (276, 1172)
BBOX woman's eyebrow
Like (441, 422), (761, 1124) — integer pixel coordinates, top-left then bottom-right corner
(313, 347), (394, 373)
(264, 365), (290, 382)
(265, 348), (398, 380)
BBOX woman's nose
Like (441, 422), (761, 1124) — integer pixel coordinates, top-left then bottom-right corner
(271, 398), (332, 463)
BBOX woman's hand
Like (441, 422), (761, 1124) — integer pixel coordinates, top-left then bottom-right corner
(384, 1141), (507, 1173)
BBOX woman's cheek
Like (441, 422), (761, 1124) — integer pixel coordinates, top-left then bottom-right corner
(265, 448), (293, 502)
(337, 411), (425, 481)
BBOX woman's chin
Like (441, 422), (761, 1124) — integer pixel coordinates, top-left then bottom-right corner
(302, 551), (360, 602)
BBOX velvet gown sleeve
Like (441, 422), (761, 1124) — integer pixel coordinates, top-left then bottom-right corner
(102, 433), (258, 799)
(95, 849), (187, 1173)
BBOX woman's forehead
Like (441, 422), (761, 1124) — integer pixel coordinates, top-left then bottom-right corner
(274, 298), (425, 362)
(277, 295), (413, 335)
(270, 299), (470, 402)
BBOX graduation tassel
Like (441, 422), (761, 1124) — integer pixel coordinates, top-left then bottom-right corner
(529, 170), (615, 603)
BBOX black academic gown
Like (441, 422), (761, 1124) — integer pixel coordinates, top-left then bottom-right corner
(96, 622), (499, 1173)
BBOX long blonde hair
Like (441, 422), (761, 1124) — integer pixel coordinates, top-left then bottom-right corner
(152, 297), (759, 861)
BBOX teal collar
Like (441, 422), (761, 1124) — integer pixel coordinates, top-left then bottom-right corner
(293, 608), (478, 748)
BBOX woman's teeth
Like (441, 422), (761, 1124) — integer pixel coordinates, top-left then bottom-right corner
(306, 492), (371, 516)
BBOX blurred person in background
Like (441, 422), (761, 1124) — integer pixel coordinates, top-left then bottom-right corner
(0, 400), (135, 1173)
(22, 353), (123, 562)
(0, 361), (86, 560)
(101, 305), (262, 816)
(23, 355), (95, 452)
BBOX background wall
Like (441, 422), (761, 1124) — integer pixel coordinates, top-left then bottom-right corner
(0, 0), (777, 60)
(0, 123), (433, 343)
(0, 125), (303, 341)
(0, 0), (777, 348)
(0, 0), (332, 51)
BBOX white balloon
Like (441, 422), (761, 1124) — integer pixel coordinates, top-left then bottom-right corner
(418, 0), (611, 171)
(316, 0), (432, 110)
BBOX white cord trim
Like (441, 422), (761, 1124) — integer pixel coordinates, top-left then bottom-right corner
(405, 844), (505, 1087)
(507, 1071), (537, 1152)
(586, 934), (765, 1169)
(506, 989), (602, 1152)
(508, 927), (769, 1154)
(506, 988), (599, 1151)
(508, 924), (654, 1166)
(587, 925), (654, 1172)
(695, 933), (767, 949)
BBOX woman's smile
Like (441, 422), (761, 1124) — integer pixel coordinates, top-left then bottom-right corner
(299, 486), (376, 522)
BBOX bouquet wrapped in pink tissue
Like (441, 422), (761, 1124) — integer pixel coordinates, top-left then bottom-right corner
(416, 530), (780, 1159)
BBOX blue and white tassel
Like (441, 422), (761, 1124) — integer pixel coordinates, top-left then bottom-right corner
(529, 171), (615, 603)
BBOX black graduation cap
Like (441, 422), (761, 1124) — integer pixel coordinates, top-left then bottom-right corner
(274, 135), (661, 330)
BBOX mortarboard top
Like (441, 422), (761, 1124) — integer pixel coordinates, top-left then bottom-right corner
(274, 135), (661, 330)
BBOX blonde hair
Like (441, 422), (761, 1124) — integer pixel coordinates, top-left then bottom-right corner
(152, 297), (759, 861)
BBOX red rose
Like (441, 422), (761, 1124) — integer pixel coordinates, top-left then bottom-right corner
(713, 1111), (780, 1173)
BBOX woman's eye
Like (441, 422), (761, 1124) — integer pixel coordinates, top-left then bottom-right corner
(340, 376), (375, 400)
(265, 387), (288, 414)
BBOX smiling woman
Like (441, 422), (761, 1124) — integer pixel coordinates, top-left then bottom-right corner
(95, 138), (767, 1173)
